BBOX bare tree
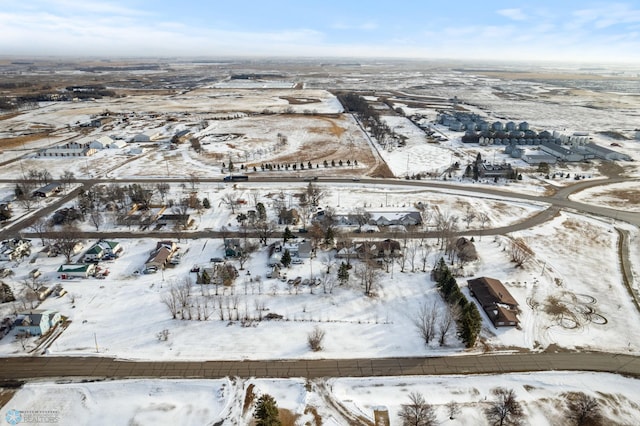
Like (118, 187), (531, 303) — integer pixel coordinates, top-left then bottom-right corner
(484, 387), (524, 426)
(510, 238), (533, 268)
(53, 224), (82, 263)
(356, 258), (379, 297)
(306, 182), (326, 206)
(161, 286), (179, 319)
(307, 326), (326, 351)
(15, 180), (38, 211)
(446, 401), (461, 420)
(29, 217), (52, 246)
(60, 170), (75, 191)
(397, 392), (437, 426)
(319, 270), (336, 294)
(352, 206), (371, 232)
(406, 241), (418, 272)
(477, 212), (490, 240)
(438, 304), (459, 346)
(435, 210), (459, 251)
(463, 205), (476, 229)
(22, 279), (41, 309)
(187, 172), (200, 191)
(220, 192), (238, 214)
(413, 300), (438, 345)
(126, 183), (155, 210)
(156, 182), (170, 203)
(419, 243), (432, 273)
(565, 392), (601, 426)
(89, 211), (103, 231)
(255, 220), (276, 246)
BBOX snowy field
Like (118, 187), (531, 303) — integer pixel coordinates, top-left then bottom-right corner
(1, 62), (640, 420)
(1, 195), (637, 360)
(2, 372), (639, 426)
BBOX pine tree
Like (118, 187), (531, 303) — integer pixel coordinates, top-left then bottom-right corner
(256, 203), (266, 220)
(281, 249), (292, 268)
(282, 226), (294, 242)
(202, 198), (211, 209)
(254, 394), (281, 426)
(324, 227), (334, 246)
(337, 262), (349, 286)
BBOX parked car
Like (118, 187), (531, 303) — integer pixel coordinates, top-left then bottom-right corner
(210, 257), (224, 263)
(190, 265), (200, 273)
(291, 258), (304, 265)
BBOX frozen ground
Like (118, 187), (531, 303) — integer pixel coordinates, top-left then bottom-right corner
(1, 372), (639, 426)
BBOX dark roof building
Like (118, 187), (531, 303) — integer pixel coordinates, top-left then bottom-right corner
(468, 277), (519, 327)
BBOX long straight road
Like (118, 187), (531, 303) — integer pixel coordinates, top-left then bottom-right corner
(1, 352), (639, 381)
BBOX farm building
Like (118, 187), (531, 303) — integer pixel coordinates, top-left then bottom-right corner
(88, 135), (114, 150)
(37, 142), (97, 157)
(32, 182), (62, 198)
(583, 143), (631, 161)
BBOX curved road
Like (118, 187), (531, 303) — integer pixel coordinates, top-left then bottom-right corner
(0, 175), (637, 383)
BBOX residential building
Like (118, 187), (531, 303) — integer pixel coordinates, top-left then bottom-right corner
(467, 277), (519, 327)
(58, 263), (96, 279)
(13, 310), (61, 336)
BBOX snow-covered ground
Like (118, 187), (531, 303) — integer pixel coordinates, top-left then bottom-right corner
(1, 62), (639, 420)
(1, 194), (637, 360)
(2, 372), (639, 425)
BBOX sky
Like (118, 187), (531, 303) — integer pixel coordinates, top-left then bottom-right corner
(1, 0), (640, 63)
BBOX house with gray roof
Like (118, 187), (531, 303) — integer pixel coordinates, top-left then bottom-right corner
(13, 310), (61, 336)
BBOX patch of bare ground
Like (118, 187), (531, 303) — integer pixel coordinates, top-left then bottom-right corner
(279, 96), (321, 105)
(560, 219), (609, 247)
(242, 383), (256, 415)
(304, 406), (323, 426)
(597, 161), (624, 178)
(0, 132), (52, 149)
(0, 111), (22, 121)
(369, 162), (395, 178)
(279, 408), (300, 426)
(0, 388), (19, 409)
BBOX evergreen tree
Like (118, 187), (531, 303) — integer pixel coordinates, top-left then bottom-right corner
(228, 158), (234, 172)
(282, 226), (294, 242)
(281, 249), (292, 268)
(459, 303), (482, 348)
(337, 262), (349, 286)
(202, 198), (211, 209)
(254, 394), (281, 426)
(256, 202), (266, 220)
(324, 227), (334, 246)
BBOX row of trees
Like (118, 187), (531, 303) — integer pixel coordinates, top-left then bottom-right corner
(397, 388), (601, 426)
(433, 258), (482, 348)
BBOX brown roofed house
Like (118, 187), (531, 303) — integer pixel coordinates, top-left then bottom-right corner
(467, 277), (519, 327)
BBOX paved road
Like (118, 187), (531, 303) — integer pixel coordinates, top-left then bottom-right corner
(1, 352), (639, 381)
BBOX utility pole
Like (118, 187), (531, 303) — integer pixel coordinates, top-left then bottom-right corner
(94, 333), (99, 353)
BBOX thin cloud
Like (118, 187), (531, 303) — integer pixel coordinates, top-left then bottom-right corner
(497, 8), (527, 21)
